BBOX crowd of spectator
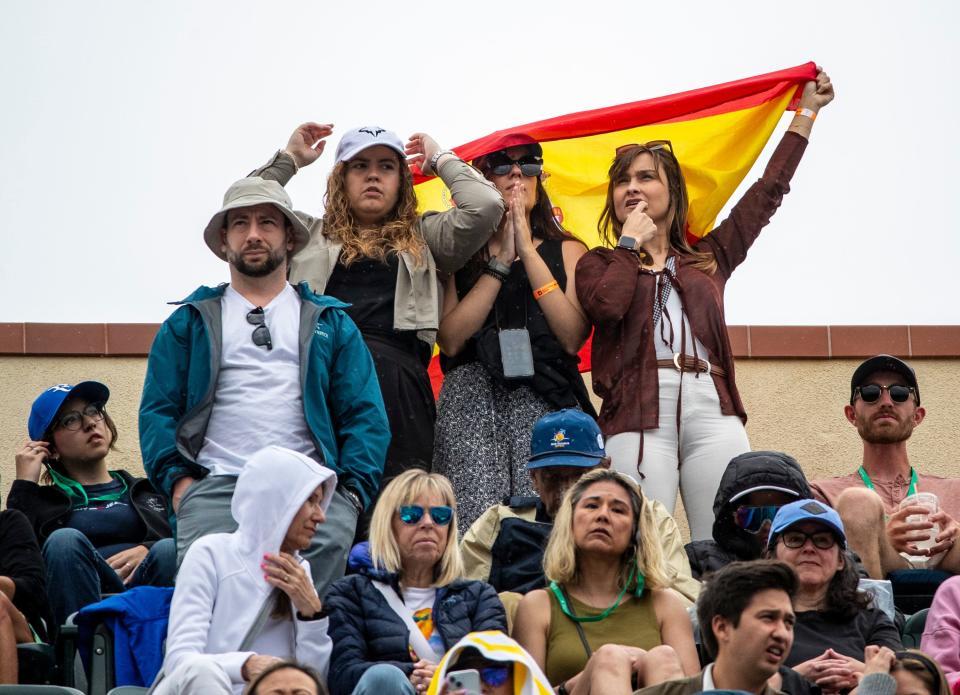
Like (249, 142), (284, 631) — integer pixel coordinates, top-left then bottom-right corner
(4, 66), (958, 695)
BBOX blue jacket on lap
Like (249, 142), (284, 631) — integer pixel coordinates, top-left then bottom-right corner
(325, 566), (505, 695)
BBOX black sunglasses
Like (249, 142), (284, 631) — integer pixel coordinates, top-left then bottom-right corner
(780, 530), (838, 550)
(484, 154), (544, 177)
(246, 307), (273, 351)
(855, 383), (916, 404)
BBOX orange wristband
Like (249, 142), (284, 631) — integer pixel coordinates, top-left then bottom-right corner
(533, 280), (559, 300)
(795, 107), (817, 121)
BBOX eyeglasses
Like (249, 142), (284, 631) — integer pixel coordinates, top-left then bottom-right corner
(855, 383), (916, 404)
(480, 666), (511, 687)
(246, 307), (273, 351)
(55, 403), (106, 431)
(484, 154), (544, 177)
(734, 505), (781, 534)
(398, 505), (454, 526)
(615, 139), (674, 157)
(780, 530), (838, 550)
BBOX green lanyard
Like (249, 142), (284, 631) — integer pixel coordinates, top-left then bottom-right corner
(548, 565), (645, 624)
(858, 466), (917, 498)
(47, 467), (129, 508)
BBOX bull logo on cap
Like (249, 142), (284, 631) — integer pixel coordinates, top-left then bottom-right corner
(359, 128), (386, 137)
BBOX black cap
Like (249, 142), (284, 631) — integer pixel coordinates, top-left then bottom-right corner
(851, 354), (919, 405)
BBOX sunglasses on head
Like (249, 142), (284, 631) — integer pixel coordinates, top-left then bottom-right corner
(484, 153), (544, 177)
(398, 505), (453, 526)
(615, 139), (674, 157)
(734, 505), (781, 534)
(246, 307), (273, 351)
(855, 383), (916, 404)
(780, 529), (838, 550)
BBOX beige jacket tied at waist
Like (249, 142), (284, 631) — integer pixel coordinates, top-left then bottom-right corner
(251, 152), (505, 347)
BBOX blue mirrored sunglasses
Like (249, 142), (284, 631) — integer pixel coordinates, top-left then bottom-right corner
(398, 505), (453, 526)
(734, 505), (781, 534)
(480, 666), (510, 687)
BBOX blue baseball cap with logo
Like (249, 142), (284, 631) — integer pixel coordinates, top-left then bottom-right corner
(28, 382), (110, 441)
(527, 409), (606, 470)
(766, 498), (847, 550)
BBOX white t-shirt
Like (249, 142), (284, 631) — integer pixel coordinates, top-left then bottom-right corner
(197, 284), (320, 477)
(654, 275), (710, 361)
(402, 586), (445, 659)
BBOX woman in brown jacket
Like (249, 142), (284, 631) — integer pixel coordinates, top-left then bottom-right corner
(575, 69), (834, 540)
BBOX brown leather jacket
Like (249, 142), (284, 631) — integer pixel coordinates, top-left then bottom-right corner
(576, 132), (808, 436)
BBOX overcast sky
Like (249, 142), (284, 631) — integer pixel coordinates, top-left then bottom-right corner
(3, 1), (957, 325)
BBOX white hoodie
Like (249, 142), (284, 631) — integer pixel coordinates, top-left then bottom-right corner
(162, 446), (337, 692)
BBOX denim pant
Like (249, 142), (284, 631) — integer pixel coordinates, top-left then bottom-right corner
(352, 664), (416, 695)
(43, 528), (177, 626)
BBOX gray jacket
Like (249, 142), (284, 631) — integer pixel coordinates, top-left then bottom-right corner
(252, 152), (505, 346)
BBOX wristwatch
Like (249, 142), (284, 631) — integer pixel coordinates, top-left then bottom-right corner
(616, 235), (651, 264)
(428, 149), (456, 176)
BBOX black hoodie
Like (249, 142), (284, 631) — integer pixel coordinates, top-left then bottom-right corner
(686, 451), (811, 578)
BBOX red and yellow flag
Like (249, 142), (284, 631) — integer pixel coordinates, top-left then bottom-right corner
(419, 62), (817, 391)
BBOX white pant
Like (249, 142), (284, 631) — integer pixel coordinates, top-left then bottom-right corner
(607, 367), (750, 541)
(153, 654), (234, 695)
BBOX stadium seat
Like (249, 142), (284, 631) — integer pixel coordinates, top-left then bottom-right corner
(901, 608), (929, 648)
(0, 687), (85, 694)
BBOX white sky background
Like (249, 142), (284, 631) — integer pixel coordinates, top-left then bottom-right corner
(2, 0), (958, 324)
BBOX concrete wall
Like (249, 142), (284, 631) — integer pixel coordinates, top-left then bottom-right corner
(3, 355), (956, 538)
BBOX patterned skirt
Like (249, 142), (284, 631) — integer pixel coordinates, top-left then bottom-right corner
(433, 362), (550, 535)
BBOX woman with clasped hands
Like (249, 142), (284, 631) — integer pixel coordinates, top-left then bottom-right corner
(576, 69), (834, 541)
(154, 446), (336, 695)
(324, 470), (506, 695)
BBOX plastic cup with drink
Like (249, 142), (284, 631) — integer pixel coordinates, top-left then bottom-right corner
(899, 492), (940, 566)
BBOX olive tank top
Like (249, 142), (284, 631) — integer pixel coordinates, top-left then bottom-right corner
(544, 587), (661, 686)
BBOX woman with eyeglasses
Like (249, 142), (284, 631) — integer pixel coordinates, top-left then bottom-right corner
(434, 139), (595, 534)
(513, 469), (699, 694)
(763, 499), (901, 690)
(575, 69), (834, 541)
(9, 382), (175, 626)
(325, 469), (506, 695)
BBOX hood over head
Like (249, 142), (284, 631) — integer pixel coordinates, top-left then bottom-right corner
(711, 451), (812, 558)
(428, 631), (552, 695)
(232, 446), (337, 562)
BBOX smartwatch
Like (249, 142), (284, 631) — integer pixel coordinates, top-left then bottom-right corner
(616, 236), (639, 251)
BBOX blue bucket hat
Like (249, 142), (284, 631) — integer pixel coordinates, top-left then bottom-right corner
(527, 409), (606, 470)
(28, 382), (110, 441)
(766, 499), (847, 550)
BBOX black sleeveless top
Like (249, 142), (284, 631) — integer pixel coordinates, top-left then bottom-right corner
(442, 239), (595, 415)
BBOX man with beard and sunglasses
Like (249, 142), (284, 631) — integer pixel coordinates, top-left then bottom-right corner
(811, 355), (960, 578)
(139, 178), (389, 596)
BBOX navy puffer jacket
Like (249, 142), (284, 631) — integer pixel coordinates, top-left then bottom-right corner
(325, 567), (506, 695)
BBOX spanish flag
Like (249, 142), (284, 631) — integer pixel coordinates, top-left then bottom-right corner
(420, 62), (817, 390)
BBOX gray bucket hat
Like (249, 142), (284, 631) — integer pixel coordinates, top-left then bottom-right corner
(203, 177), (311, 261)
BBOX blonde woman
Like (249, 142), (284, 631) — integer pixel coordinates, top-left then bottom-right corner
(253, 124), (504, 501)
(325, 470), (506, 695)
(513, 469), (698, 694)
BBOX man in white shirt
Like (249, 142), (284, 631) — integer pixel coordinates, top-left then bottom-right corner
(139, 177), (389, 595)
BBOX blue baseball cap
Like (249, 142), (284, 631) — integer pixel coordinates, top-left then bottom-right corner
(766, 499), (847, 550)
(28, 382), (110, 441)
(527, 409), (606, 470)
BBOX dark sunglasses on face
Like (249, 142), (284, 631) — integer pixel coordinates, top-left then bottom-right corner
(56, 403), (106, 431)
(780, 530), (838, 550)
(398, 505), (454, 526)
(734, 505), (781, 534)
(615, 139), (674, 157)
(480, 666), (511, 687)
(855, 383), (916, 404)
(246, 307), (273, 351)
(485, 154), (544, 177)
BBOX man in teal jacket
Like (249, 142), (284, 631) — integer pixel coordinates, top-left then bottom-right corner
(139, 177), (388, 595)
